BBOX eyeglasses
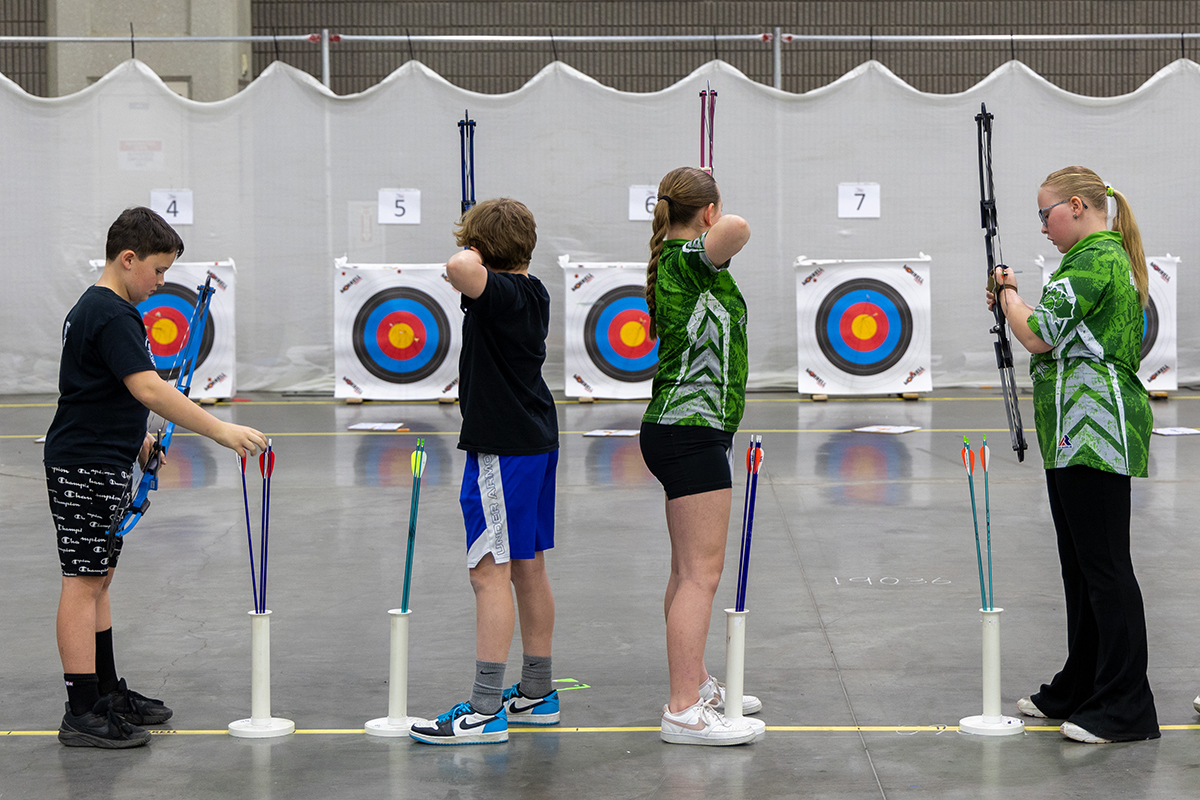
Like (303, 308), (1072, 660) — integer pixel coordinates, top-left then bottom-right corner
(1038, 198), (1088, 226)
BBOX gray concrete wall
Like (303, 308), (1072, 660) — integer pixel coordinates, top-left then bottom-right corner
(46, 0), (249, 99)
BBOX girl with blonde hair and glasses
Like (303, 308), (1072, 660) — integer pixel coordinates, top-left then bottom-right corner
(639, 166), (761, 746)
(989, 166), (1158, 744)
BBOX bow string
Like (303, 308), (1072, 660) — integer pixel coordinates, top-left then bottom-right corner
(974, 104), (1028, 462)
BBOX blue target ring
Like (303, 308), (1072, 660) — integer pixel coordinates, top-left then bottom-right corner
(1141, 295), (1158, 360)
(584, 286), (659, 382)
(137, 283), (214, 382)
(815, 278), (912, 376)
(352, 287), (450, 383)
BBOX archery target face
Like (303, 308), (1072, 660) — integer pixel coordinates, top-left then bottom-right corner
(796, 260), (932, 395)
(562, 262), (658, 399)
(334, 264), (461, 400)
(1040, 255), (1177, 390)
(135, 261), (236, 398)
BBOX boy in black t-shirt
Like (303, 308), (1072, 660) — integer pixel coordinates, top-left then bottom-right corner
(45, 207), (267, 748)
(410, 199), (560, 745)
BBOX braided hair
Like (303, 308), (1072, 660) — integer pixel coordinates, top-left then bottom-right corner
(646, 167), (721, 339)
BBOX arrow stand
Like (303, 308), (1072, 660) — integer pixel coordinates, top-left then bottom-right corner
(229, 610), (295, 738)
(959, 608), (1024, 736)
(365, 609), (422, 736)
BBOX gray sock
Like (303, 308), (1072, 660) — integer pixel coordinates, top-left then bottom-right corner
(520, 653), (552, 699)
(470, 659), (506, 715)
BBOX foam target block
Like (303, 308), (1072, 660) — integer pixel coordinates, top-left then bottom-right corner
(334, 263), (461, 400)
(561, 257), (659, 399)
(1039, 254), (1178, 391)
(795, 257), (932, 395)
(136, 260), (237, 399)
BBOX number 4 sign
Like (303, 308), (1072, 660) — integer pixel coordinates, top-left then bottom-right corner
(378, 189), (421, 225)
(150, 190), (193, 225)
(837, 183), (881, 218)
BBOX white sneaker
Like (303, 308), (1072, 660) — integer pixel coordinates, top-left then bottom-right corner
(699, 676), (762, 715)
(660, 701), (757, 746)
(1193, 695), (1200, 714)
(1017, 697), (1047, 718)
(1060, 721), (1112, 744)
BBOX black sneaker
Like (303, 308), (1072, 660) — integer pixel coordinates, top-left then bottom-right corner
(108, 678), (173, 725)
(59, 697), (152, 749)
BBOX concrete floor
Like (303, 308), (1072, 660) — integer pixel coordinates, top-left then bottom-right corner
(2, 390), (1199, 799)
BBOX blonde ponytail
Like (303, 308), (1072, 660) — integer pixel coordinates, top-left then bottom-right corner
(1110, 189), (1148, 307)
(644, 167), (721, 340)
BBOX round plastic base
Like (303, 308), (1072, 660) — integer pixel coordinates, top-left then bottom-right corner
(228, 717), (295, 738)
(364, 716), (423, 737)
(959, 714), (1025, 736)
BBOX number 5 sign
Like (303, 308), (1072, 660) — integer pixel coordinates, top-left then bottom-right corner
(378, 189), (421, 225)
(150, 190), (193, 225)
(837, 183), (881, 218)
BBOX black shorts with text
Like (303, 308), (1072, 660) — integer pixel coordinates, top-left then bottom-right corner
(46, 464), (132, 576)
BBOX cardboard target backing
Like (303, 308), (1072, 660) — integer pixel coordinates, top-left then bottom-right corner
(559, 255), (659, 399)
(1038, 254), (1179, 391)
(96, 259), (238, 399)
(333, 262), (461, 400)
(795, 256), (932, 395)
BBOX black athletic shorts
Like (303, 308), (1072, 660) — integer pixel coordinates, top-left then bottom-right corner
(46, 464), (132, 576)
(639, 422), (734, 500)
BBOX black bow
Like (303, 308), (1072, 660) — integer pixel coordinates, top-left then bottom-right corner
(975, 104), (1028, 462)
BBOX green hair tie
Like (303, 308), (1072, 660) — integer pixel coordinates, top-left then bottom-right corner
(1105, 185), (1115, 197)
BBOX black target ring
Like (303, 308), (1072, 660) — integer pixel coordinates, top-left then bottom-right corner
(583, 285), (660, 382)
(352, 287), (451, 384)
(1140, 295), (1158, 361)
(140, 283), (215, 382)
(815, 278), (913, 377)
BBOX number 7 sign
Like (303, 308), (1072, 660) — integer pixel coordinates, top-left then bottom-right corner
(837, 183), (881, 218)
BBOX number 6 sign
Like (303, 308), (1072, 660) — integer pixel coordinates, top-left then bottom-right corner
(378, 189), (421, 225)
(628, 185), (658, 221)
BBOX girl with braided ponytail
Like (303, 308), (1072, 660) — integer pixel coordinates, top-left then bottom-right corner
(989, 166), (1158, 743)
(638, 167), (758, 746)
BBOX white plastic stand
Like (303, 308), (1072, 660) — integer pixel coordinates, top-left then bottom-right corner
(365, 609), (422, 736)
(724, 608), (766, 740)
(959, 608), (1024, 736)
(229, 610), (295, 738)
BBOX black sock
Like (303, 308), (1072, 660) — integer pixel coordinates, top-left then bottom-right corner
(95, 628), (118, 696)
(64, 673), (99, 716)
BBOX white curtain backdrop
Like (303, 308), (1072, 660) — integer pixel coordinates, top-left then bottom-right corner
(2, 57), (1197, 394)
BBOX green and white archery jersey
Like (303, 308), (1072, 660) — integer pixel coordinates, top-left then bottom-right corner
(643, 234), (748, 432)
(1027, 230), (1151, 477)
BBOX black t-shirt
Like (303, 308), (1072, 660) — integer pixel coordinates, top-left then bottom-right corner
(44, 286), (156, 468)
(458, 271), (558, 455)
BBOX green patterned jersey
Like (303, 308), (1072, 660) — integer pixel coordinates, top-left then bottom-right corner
(1026, 230), (1151, 477)
(643, 234), (749, 431)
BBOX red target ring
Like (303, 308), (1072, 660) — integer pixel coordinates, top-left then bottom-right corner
(838, 302), (890, 352)
(144, 306), (191, 358)
(607, 308), (655, 360)
(376, 311), (427, 361)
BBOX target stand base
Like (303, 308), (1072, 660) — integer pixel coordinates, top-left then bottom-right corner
(228, 717), (295, 739)
(810, 394), (828, 402)
(365, 716), (423, 737)
(1150, 391), (1170, 400)
(958, 714), (1024, 736)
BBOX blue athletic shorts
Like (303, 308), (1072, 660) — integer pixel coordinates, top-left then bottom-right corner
(460, 450), (558, 568)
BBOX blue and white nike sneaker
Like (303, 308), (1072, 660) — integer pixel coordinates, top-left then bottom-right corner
(409, 702), (508, 745)
(502, 684), (560, 725)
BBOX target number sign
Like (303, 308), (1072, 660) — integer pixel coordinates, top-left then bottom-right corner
(138, 283), (214, 381)
(149, 190), (193, 225)
(837, 183), (881, 218)
(352, 286), (450, 383)
(378, 189), (421, 225)
(815, 278), (912, 376)
(628, 186), (658, 221)
(584, 285), (659, 381)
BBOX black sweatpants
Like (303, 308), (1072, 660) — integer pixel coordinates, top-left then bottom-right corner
(1031, 465), (1159, 741)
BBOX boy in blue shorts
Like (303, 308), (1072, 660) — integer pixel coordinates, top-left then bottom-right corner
(410, 198), (560, 745)
(45, 207), (267, 748)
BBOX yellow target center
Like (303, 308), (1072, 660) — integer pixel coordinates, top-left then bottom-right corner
(389, 323), (416, 349)
(151, 318), (178, 345)
(620, 321), (646, 348)
(851, 314), (877, 341)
